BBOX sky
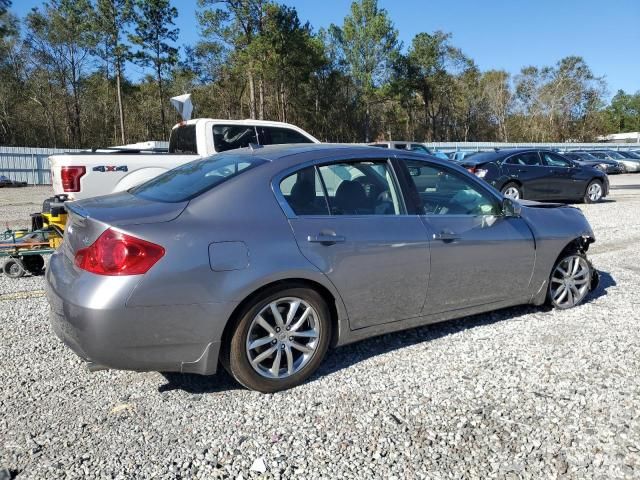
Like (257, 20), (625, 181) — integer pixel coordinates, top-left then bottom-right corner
(10, 0), (640, 98)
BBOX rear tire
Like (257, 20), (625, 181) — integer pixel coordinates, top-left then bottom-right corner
(3, 258), (26, 278)
(583, 179), (603, 203)
(501, 182), (522, 200)
(222, 286), (332, 393)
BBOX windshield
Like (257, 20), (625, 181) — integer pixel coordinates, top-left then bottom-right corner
(130, 154), (266, 203)
(603, 151), (625, 159)
(579, 152), (598, 161)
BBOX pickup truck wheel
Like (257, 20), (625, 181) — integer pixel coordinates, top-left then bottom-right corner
(223, 287), (331, 393)
(548, 253), (592, 309)
(3, 258), (26, 278)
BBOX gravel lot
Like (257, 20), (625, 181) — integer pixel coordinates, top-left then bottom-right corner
(1, 178), (639, 479)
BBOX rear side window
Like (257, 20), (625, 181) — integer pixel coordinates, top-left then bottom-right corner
(257, 127), (313, 145)
(131, 154), (266, 202)
(213, 125), (258, 152)
(505, 152), (542, 166)
(279, 167), (329, 215)
(278, 161), (404, 216)
(168, 125), (197, 154)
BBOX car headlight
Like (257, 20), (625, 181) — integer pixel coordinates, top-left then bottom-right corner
(475, 168), (488, 178)
(599, 164), (609, 170)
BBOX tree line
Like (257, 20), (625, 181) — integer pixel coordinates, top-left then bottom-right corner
(0, 0), (637, 148)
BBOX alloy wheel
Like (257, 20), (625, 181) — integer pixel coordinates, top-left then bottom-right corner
(550, 255), (591, 308)
(503, 186), (520, 200)
(245, 297), (321, 379)
(587, 182), (603, 202)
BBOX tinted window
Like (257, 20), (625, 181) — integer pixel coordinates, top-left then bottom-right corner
(280, 167), (329, 215)
(131, 154), (265, 202)
(589, 152), (607, 159)
(542, 152), (571, 167)
(506, 152), (542, 166)
(318, 161), (403, 215)
(213, 125), (258, 152)
(393, 144), (407, 150)
(409, 144), (430, 153)
(403, 160), (500, 216)
(258, 127), (313, 145)
(168, 125), (198, 154)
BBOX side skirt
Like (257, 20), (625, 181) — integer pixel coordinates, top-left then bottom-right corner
(335, 297), (532, 347)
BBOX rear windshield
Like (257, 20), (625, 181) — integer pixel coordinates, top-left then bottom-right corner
(130, 154), (266, 202)
(168, 125), (198, 154)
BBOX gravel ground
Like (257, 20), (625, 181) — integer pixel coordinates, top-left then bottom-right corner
(1, 178), (639, 479)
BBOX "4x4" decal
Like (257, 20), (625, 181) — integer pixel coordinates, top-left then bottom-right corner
(92, 165), (128, 172)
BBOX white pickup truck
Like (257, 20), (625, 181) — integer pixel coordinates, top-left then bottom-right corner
(49, 118), (319, 200)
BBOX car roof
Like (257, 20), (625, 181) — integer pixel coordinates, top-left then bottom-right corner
(207, 143), (454, 169)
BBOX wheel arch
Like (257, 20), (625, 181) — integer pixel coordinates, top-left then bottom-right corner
(221, 277), (345, 353)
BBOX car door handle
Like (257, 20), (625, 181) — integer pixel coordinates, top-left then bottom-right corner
(307, 234), (346, 245)
(433, 231), (461, 243)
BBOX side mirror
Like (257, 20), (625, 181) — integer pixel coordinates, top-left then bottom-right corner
(502, 197), (522, 217)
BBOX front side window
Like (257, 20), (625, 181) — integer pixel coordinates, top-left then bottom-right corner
(402, 160), (500, 216)
(213, 125), (258, 152)
(258, 127), (314, 145)
(542, 152), (572, 167)
(131, 154), (265, 202)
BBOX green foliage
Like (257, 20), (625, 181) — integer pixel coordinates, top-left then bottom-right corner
(0, 0), (633, 148)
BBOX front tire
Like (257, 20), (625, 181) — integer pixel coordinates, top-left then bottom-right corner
(501, 182), (522, 200)
(583, 179), (603, 203)
(223, 287), (331, 393)
(548, 252), (592, 309)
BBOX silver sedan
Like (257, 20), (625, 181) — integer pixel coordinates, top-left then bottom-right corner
(46, 145), (599, 392)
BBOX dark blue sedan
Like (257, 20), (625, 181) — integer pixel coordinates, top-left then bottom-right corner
(458, 149), (609, 203)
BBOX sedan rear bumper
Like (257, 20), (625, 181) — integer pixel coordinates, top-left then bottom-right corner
(46, 251), (232, 375)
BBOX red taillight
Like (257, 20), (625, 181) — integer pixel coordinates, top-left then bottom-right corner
(60, 166), (86, 192)
(75, 228), (165, 276)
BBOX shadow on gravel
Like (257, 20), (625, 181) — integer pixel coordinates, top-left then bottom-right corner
(583, 270), (616, 304)
(314, 270), (617, 381)
(159, 368), (242, 394)
(158, 270), (616, 393)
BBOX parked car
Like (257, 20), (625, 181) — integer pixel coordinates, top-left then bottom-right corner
(369, 141), (449, 159)
(458, 149), (608, 203)
(562, 151), (624, 174)
(47, 144), (599, 392)
(0, 175), (27, 187)
(48, 119), (320, 200)
(448, 150), (479, 162)
(587, 150), (640, 173)
(617, 150), (640, 161)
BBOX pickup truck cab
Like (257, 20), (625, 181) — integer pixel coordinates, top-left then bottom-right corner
(49, 119), (319, 200)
